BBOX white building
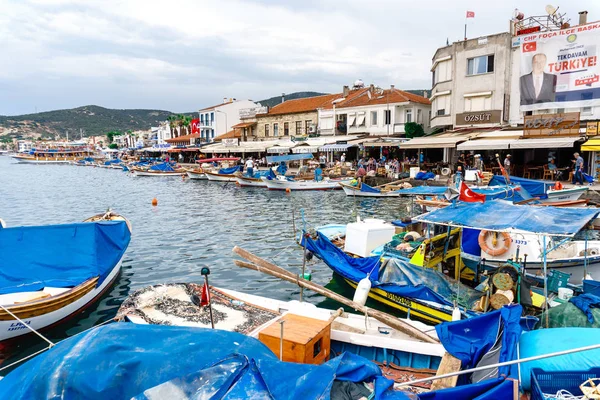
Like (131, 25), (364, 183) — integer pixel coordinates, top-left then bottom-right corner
(17, 140), (32, 153)
(197, 98), (259, 141)
(154, 122), (172, 145)
(318, 84), (431, 136)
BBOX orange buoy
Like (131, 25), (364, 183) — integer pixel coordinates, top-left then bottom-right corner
(554, 181), (563, 190)
(285, 188), (291, 193)
(478, 230), (511, 256)
(152, 198), (158, 206)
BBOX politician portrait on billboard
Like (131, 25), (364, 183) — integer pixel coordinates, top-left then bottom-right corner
(519, 22), (600, 112)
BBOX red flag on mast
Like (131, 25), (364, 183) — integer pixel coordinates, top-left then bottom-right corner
(200, 280), (210, 306)
(466, 11), (475, 18)
(459, 181), (486, 203)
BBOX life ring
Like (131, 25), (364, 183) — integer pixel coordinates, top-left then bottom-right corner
(441, 167), (451, 176)
(478, 230), (511, 256)
(554, 181), (563, 191)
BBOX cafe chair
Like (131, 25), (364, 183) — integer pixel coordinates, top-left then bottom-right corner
(543, 165), (553, 180)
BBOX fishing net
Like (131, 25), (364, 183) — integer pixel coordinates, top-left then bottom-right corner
(537, 302), (600, 329)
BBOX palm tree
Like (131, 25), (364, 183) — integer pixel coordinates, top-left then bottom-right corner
(179, 115), (192, 135)
(166, 115), (178, 138)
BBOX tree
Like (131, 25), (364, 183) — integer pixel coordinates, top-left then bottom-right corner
(179, 115), (192, 135)
(404, 122), (425, 139)
(109, 143), (118, 149)
(106, 130), (122, 143)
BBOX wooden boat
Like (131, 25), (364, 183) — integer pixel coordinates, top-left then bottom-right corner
(12, 149), (95, 164)
(185, 169), (207, 180)
(117, 283), (444, 372)
(0, 212), (131, 344)
(131, 162), (186, 177)
(545, 186), (589, 203)
(262, 175), (351, 191)
(186, 157), (240, 181)
(340, 181), (408, 197)
(204, 167), (240, 182)
(235, 174), (268, 187)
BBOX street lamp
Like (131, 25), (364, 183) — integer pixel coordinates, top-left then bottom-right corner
(215, 110), (227, 141)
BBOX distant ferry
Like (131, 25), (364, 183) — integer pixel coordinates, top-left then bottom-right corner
(12, 149), (95, 164)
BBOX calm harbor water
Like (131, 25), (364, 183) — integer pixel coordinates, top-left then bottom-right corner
(0, 156), (410, 368)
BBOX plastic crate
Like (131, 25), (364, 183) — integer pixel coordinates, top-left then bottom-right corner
(531, 368), (600, 400)
(547, 269), (570, 293)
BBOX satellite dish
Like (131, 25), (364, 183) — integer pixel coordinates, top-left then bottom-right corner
(513, 8), (524, 20)
(545, 4), (557, 15)
(444, 187), (460, 201)
(353, 79), (365, 88)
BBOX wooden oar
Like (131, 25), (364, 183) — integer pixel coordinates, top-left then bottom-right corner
(374, 178), (409, 189)
(232, 246), (439, 344)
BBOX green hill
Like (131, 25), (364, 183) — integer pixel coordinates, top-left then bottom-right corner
(0, 105), (189, 139)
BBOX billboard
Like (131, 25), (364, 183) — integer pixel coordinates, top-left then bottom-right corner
(519, 22), (600, 111)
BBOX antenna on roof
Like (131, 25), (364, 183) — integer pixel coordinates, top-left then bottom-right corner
(353, 79), (365, 89)
(545, 4), (557, 15)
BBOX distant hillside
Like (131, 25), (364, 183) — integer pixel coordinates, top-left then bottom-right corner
(405, 89), (431, 99)
(0, 105), (190, 139)
(258, 91), (327, 109)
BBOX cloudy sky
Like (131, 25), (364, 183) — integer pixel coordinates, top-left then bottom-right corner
(1, 0), (598, 115)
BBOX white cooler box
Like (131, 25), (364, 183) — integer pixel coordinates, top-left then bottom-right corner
(344, 220), (396, 257)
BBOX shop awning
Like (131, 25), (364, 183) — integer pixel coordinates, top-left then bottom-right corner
(200, 144), (230, 154)
(457, 139), (518, 151)
(400, 135), (469, 149)
(509, 137), (583, 149)
(363, 142), (404, 147)
(582, 138), (600, 151)
(319, 143), (354, 151)
(292, 146), (320, 154)
(231, 122), (256, 129)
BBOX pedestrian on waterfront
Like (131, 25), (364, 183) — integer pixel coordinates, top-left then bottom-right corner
(315, 164), (323, 182)
(572, 152), (584, 185)
(245, 157), (254, 177)
(340, 153), (346, 163)
(503, 154), (512, 175)
(178, 153), (184, 163)
(474, 154), (484, 171)
(456, 153), (465, 172)
(165, 154), (170, 163)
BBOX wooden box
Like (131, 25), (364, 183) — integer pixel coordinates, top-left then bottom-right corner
(258, 313), (331, 365)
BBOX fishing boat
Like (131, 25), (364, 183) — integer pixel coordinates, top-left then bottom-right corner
(235, 169), (277, 188)
(415, 200), (600, 284)
(340, 181), (406, 197)
(0, 212), (131, 344)
(204, 165), (241, 182)
(488, 175), (589, 203)
(97, 159), (124, 169)
(12, 149), (95, 164)
(262, 175), (351, 191)
(131, 162), (185, 177)
(185, 157), (240, 180)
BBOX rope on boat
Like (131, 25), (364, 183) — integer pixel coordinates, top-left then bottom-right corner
(0, 305), (55, 348)
(395, 342), (600, 388)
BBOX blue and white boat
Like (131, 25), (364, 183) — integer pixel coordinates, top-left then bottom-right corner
(0, 212), (131, 344)
(205, 165), (241, 182)
(131, 162), (185, 177)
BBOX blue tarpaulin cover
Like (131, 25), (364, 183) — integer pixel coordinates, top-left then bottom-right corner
(395, 186), (448, 196)
(436, 305), (523, 381)
(360, 183), (383, 193)
(218, 165), (240, 174)
(414, 200), (599, 237)
(245, 169), (276, 179)
(489, 175), (550, 198)
(418, 377), (514, 399)
(149, 162), (176, 172)
(0, 323), (408, 400)
(0, 221), (130, 294)
(266, 153), (314, 163)
(303, 233), (481, 311)
(570, 293), (600, 323)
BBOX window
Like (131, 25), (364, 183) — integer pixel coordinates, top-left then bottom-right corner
(417, 109), (422, 124)
(582, 106), (593, 115)
(371, 111), (378, 126)
(305, 120), (312, 134)
(434, 95), (450, 116)
(437, 109), (446, 116)
(464, 96), (492, 112)
(210, 112), (215, 122)
(273, 123), (279, 137)
(284, 122), (289, 135)
(384, 110), (391, 125)
(211, 129), (215, 138)
(265, 124), (270, 137)
(467, 55), (494, 76)
(405, 109), (413, 123)
(556, 108), (565, 114)
(296, 121), (303, 135)
(433, 60), (452, 84)
(358, 113), (366, 126)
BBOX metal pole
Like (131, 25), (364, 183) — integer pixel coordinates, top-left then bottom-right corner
(542, 235), (548, 328)
(300, 234), (307, 302)
(584, 230), (589, 280)
(201, 267), (215, 329)
(396, 342), (600, 388)
(279, 320), (285, 361)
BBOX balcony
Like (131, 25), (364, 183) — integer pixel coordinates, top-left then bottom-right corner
(199, 120), (215, 129)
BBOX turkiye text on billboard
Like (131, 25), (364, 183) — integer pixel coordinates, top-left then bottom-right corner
(519, 22), (600, 112)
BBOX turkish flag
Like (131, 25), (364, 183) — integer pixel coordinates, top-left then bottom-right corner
(191, 119), (200, 134)
(523, 42), (537, 52)
(459, 182), (486, 203)
(466, 11), (475, 18)
(200, 280), (210, 306)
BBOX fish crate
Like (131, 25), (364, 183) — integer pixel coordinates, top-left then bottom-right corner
(547, 269), (570, 293)
(530, 368), (600, 400)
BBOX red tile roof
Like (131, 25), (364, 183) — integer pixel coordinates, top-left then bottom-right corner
(165, 133), (200, 143)
(214, 130), (241, 141)
(199, 100), (233, 112)
(335, 88), (431, 108)
(259, 93), (343, 116)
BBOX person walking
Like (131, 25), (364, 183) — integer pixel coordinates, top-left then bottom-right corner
(503, 154), (512, 175)
(572, 152), (584, 185)
(245, 157), (255, 177)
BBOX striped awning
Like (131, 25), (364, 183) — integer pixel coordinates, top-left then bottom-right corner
(319, 144), (353, 151)
(292, 146), (320, 154)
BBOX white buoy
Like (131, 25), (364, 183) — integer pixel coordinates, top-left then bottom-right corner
(452, 306), (461, 321)
(353, 277), (372, 306)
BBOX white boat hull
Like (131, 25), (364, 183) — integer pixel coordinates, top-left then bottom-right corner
(12, 156), (71, 164)
(0, 257), (123, 342)
(544, 187), (588, 203)
(205, 172), (237, 182)
(341, 183), (400, 197)
(132, 170), (184, 177)
(235, 176), (267, 187)
(186, 170), (207, 180)
(263, 177), (349, 191)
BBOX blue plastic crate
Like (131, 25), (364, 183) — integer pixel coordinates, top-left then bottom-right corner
(547, 269), (570, 293)
(531, 368), (600, 400)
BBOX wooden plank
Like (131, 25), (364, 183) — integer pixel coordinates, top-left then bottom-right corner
(430, 352), (462, 391)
